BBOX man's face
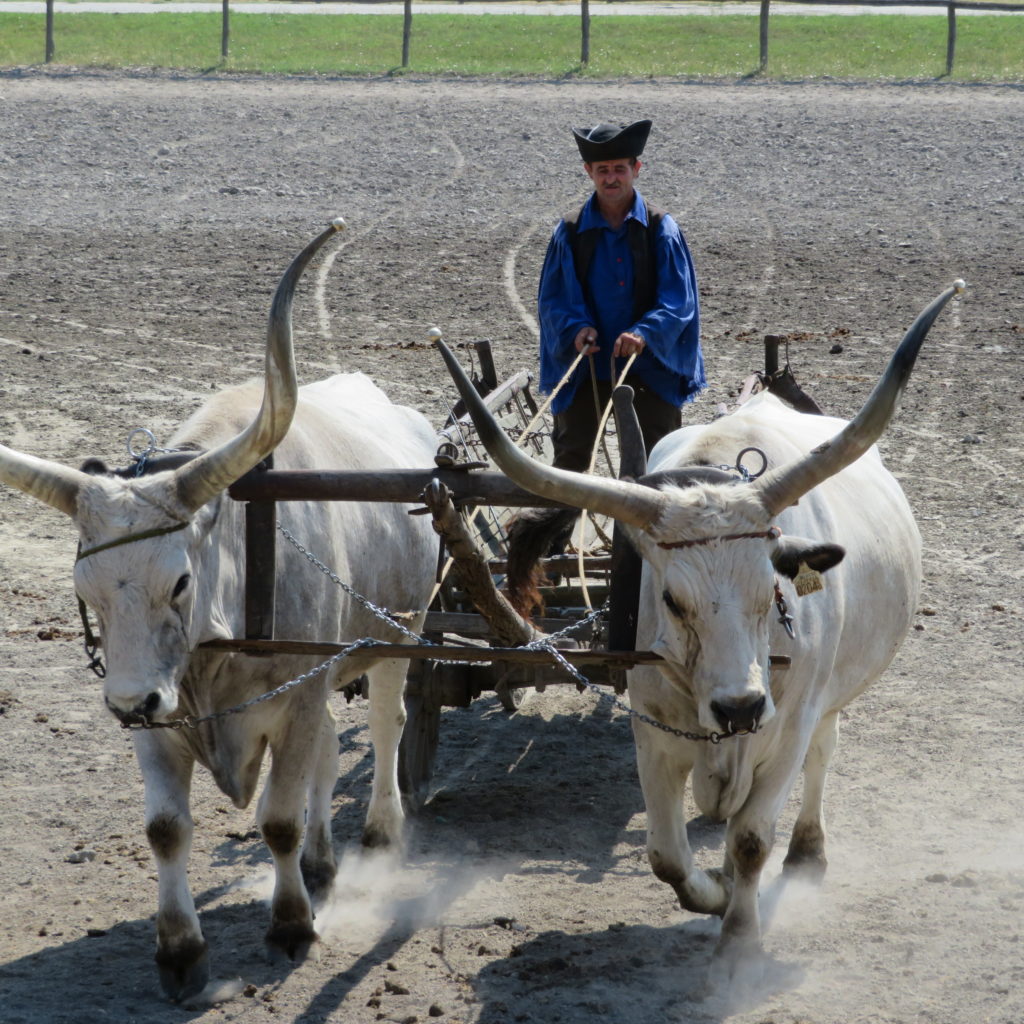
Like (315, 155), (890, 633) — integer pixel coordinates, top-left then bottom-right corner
(584, 157), (641, 204)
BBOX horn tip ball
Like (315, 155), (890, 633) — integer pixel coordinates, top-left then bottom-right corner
(330, 216), (346, 231)
(953, 278), (966, 294)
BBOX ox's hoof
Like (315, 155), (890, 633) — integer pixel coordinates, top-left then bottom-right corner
(155, 937), (210, 1003)
(361, 821), (401, 850)
(782, 850), (828, 884)
(300, 855), (337, 910)
(673, 867), (732, 918)
(707, 933), (765, 994)
(783, 821), (828, 883)
(266, 921), (321, 966)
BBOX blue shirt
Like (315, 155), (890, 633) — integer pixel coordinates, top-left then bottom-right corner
(537, 190), (705, 414)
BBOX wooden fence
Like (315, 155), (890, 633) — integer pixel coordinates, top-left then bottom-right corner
(576, 0), (1024, 71)
(35, 0), (1024, 72)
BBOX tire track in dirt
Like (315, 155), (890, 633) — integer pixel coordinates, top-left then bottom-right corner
(892, 216), (968, 469)
(502, 220), (541, 341)
(313, 129), (468, 350)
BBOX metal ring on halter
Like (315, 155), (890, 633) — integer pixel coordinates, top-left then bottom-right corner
(127, 427), (159, 461)
(736, 446), (769, 481)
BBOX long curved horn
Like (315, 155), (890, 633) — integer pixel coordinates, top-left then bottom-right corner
(756, 280), (965, 516)
(0, 445), (93, 517)
(432, 334), (665, 529)
(173, 218), (345, 513)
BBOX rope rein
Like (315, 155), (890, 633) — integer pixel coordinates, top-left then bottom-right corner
(576, 348), (639, 611)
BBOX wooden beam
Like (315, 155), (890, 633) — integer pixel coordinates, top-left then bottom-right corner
(198, 636), (791, 671)
(228, 468), (572, 508)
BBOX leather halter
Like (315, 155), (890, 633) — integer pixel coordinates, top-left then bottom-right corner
(75, 520), (190, 679)
(657, 526), (781, 551)
(76, 520), (190, 562)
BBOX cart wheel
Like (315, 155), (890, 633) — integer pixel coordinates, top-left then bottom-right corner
(494, 666), (527, 713)
(495, 682), (526, 712)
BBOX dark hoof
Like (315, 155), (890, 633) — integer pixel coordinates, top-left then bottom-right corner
(156, 938), (210, 1002)
(707, 935), (765, 994)
(266, 922), (320, 965)
(782, 852), (828, 884)
(300, 857), (337, 909)
(361, 823), (396, 850)
(784, 822), (827, 882)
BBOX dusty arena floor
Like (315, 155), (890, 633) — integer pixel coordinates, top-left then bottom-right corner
(1, 71), (1022, 1024)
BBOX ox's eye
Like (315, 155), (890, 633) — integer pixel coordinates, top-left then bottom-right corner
(662, 590), (685, 619)
(172, 574), (191, 600)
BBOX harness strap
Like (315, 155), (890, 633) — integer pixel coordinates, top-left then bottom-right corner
(657, 525), (781, 550)
(75, 520), (190, 678)
(76, 520), (189, 562)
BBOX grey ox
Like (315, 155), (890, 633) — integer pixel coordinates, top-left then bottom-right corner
(435, 281), (963, 984)
(0, 221), (437, 1000)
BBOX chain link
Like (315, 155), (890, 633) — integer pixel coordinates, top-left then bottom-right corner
(522, 634), (733, 744)
(119, 522), (740, 745)
(126, 427), (186, 477)
(97, 427), (723, 740)
(276, 523), (431, 646)
(128, 636), (388, 731)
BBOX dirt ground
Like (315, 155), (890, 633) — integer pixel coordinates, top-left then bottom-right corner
(1, 69), (1022, 1024)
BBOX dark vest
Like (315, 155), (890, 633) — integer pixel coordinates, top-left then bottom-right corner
(563, 199), (665, 323)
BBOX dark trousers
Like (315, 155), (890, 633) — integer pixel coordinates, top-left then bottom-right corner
(552, 375), (682, 473)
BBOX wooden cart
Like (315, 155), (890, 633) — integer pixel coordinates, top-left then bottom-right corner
(210, 338), (812, 806)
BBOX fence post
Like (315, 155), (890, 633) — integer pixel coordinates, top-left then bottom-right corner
(403, 0), (413, 67)
(945, 3), (957, 75)
(45, 0), (54, 62)
(581, 0), (590, 66)
(221, 0), (230, 59)
(759, 0), (769, 72)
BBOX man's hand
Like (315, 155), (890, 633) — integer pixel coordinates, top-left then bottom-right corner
(574, 326), (599, 353)
(613, 331), (645, 358)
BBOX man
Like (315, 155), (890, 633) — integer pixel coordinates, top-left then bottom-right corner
(538, 118), (705, 471)
(501, 119), (706, 617)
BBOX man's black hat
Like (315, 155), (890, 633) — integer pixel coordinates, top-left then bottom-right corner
(572, 119), (652, 163)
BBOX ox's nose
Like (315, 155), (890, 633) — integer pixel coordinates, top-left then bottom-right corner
(710, 695), (766, 735)
(107, 690), (163, 726)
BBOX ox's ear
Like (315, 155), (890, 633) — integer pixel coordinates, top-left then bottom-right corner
(79, 458), (110, 477)
(771, 537), (845, 580)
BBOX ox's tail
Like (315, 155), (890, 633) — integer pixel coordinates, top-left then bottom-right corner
(504, 507), (580, 618)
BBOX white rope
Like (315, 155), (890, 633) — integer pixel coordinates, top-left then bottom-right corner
(575, 352), (638, 610)
(515, 346), (589, 444)
(428, 343), (600, 609)
(431, 340), (637, 617)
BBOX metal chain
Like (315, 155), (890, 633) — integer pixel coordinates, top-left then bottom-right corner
(119, 528), (433, 730)
(130, 636), (387, 731)
(522, 634), (736, 744)
(93, 427), (712, 740)
(505, 597), (741, 744)
(117, 521), (741, 745)
(276, 523), (429, 646)
(126, 427), (186, 477)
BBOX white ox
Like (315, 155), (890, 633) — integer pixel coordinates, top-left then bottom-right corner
(0, 221), (437, 1000)
(434, 282), (962, 983)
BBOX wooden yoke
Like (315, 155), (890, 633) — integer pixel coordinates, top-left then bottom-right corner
(419, 479), (539, 648)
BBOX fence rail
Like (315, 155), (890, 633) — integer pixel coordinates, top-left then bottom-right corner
(28, 0), (1024, 71)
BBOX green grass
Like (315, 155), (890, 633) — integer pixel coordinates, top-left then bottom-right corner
(1, 11), (1022, 80)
